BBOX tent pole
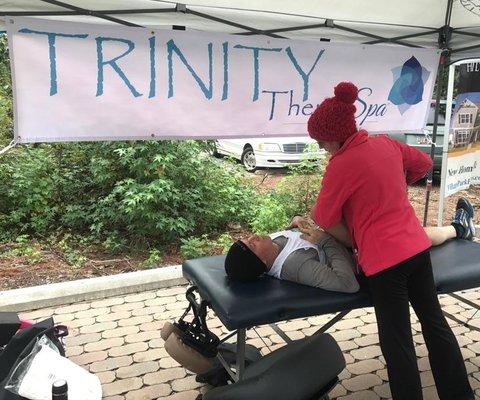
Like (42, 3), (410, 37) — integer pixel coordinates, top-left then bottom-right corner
(0, 8), (177, 17)
(364, 29), (437, 45)
(437, 63), (456, 226)
(330, 23), (421, 47)
(423, 51), (448, 226)
(186, 9), (285, 38)
(37, 0), (144, 27)
(0, 11), (77, 16)
(451, 29), (480, 39)
(423, 0), (453, 226)
(239, 19), (424, 47)
(86, 8), (177, 15)
(452, 43), (480, 54)
(238, 22), (325, 35)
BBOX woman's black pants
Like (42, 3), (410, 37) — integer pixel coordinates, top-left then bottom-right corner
(367, 249), (473, 400)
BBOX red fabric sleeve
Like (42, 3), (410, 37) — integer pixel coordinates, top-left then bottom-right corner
(312, 162), (352, 229)
(391, 139), (433, 185)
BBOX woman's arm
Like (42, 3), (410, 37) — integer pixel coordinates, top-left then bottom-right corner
(311, 161), (355, 233)
(324, 221), (352, 247)
(391, 138), (433, 185)
(307, 210), (352, 248)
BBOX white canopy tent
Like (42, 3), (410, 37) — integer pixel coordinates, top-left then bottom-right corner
(1, 0), (480, 225)
(0, 0), (479, 55)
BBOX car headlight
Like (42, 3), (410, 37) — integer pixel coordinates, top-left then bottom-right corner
(257, 143), (282, 152)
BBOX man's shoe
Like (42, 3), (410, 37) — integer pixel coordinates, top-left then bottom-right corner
(456, 198), (476, 239)
(452, 208), (473, 240)
(456, 197), (474, 217)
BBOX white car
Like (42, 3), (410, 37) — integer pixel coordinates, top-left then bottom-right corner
(214, 137), (325, 172)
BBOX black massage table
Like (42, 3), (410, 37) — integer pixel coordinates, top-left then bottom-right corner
(182, 240), (480, 380)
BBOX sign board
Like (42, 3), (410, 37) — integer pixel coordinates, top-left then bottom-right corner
(7, 17), (440, 143)
(443, 61), (480, 197)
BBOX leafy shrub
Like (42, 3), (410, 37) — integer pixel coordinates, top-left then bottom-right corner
(275, 156), (327, 218)
(250, 195), (290, 235)
(0, 235), (43, 264)
(0, 146), (59, 234)
(180, 234), (215, 259)
(97, 140), (257, 242)
(0, 140), (259, 250)
(180, 232), (235, 259)
(215, 233), (234, 253)
(139, 248), (163, 269)
(0, 35), (12, 147)
(55, 234), (87, 267)
(248, 156), (327, 235)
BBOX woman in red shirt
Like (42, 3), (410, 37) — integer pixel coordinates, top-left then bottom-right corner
(307, 82), (473, 400)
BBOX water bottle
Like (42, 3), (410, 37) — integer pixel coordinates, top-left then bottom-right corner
(52, 380), (68, 400)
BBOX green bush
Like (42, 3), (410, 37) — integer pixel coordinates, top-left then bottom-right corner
(0, 35), (12, 147)
(55, 234), (87, 267)
(0, 235), (43, 264)
(180, 234), (215, 259)
(180, 232), (234, 259)
(100, 141), (257, 242)
(250, 195), (290, 235)
(215, 232), (234, 253)
(0, 146), (59, 235)
(249, 156), (327, 235)
(139, 248), (163, 269)
(275, 156), (327, 218)
(0, 140), (259, 249)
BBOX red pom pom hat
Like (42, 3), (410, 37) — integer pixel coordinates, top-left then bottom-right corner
(308, 81), (359, 142)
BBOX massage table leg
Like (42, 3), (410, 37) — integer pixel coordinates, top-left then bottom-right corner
(315, 310), (351, 334)
(268, 310), (351, 346)
(236, 329), (246, 380)
(222, 310), (353, 382)
(270, 323), (294, 344)
(212, 328), (247, 382)
(443, 293), (480, 332)
(216, 351), (238, 382)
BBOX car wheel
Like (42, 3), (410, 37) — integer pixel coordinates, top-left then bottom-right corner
(212, 143), (222, 158)
(241, 146), (257, 172)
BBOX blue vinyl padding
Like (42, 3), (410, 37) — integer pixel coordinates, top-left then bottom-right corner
(182, 240), (480, 331)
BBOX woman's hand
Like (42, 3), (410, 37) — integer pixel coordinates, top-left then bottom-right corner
(286, 215), (311, 230)
(299, 225), (327, 244)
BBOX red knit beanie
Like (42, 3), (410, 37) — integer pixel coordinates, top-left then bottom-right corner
(308, 82), (358, 142)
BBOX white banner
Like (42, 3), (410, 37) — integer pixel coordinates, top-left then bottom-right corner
(7, 17), (440, 143)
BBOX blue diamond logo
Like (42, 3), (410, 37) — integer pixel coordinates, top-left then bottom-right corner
(389, 56), (430, 114)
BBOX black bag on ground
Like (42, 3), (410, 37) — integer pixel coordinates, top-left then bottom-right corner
(0, 317), (68, 400)
(0, 313), (20, 347)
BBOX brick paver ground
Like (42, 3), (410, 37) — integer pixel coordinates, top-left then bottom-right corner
(19, 285), (480, 400)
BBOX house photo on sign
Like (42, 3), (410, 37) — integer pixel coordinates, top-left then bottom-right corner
(445, 61), (480, 196)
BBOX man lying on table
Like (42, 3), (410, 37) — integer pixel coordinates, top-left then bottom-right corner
(224, 198), (475, 293)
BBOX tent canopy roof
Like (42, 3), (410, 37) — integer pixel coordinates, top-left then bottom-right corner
(1, 1), (480, 56)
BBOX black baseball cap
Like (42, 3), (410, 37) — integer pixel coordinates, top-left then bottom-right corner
(224, 240), (267, 282)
